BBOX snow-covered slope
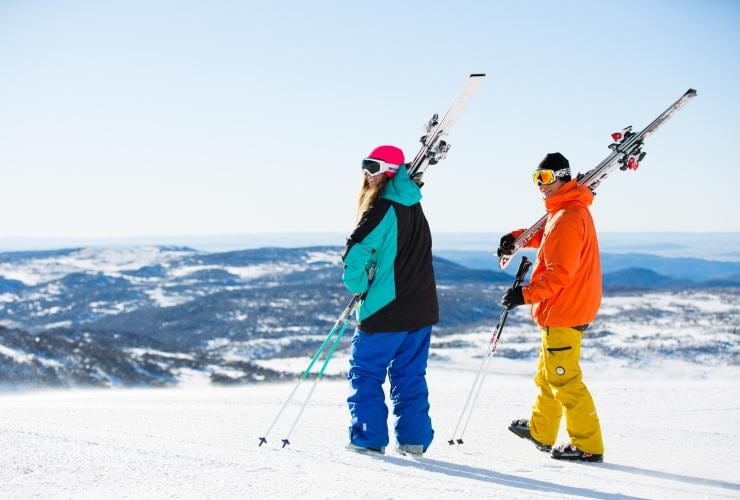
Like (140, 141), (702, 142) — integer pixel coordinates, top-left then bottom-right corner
(1, 365), (737, 498)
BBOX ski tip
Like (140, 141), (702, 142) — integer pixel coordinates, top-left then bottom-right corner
(686, 88), (697, 96)
(470, 73), (486, 78)
(258, 437), (268, 447)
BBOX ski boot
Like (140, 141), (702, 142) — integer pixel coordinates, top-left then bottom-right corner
(508, 419), (552, 453)
(551, 442), (603, 463)
(395, 444), (424, 458)
(345, 442), (385, 455)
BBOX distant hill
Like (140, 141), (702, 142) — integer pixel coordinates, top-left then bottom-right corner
(0, 277), (26, 294)
(1, 245), (737, 390)
(0, 246), (520, 388)
(0, 245), (516, 346)
(432, 257), (511, 283)
(600, 254), (740, 282)
(435, 250), (740, 284)
(602, 268), (694, 289)
(0, 325), (287, 388)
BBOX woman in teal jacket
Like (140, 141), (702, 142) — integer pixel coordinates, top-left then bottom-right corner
(342, 145), (438, 456)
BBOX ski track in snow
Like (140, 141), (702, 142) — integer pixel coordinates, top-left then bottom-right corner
(1, 366), (738, 499)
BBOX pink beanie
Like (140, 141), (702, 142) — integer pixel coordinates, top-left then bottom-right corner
(368, 145), (405, 178)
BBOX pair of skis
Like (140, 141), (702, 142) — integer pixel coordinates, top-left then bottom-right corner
(407, 73), (487, 186)
(498, 88), (698, 269)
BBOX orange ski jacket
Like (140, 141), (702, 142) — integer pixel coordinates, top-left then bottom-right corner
(514, 180), (601, 328)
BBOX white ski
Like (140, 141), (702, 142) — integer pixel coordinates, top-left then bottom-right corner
(408, 73), (486, 185)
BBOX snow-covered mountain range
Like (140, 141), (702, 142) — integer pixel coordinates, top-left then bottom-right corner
(0, 246), (738, 389)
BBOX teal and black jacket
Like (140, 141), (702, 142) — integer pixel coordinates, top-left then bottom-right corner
(342, 166), (439, 333)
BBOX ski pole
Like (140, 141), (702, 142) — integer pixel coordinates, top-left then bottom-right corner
(258, 294), (359, 446)
(456, 310), (509, 443)
(280, 300), (356, 448)
(449, 256), (532, 445)
(278, 268), (376, 447)
(452, 256), (532, 444)
(456, 276), (526, 442)
(448, 300), (511, 445)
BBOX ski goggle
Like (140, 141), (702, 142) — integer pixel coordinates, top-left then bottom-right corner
(362, 158), (399, 177)
(532, 168), (569, 185)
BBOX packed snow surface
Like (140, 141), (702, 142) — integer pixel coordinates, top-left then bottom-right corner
(1, 363), (738, 499)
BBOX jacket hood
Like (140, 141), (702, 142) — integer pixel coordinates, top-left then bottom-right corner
(381, 165), (422, 206)
(544, 180), (593, 213)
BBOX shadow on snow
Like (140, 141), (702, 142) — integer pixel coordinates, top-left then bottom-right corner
(376, 456), (638, 499)
(596, 462), (740, 492)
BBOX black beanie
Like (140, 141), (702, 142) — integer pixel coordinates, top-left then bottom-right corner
(537, 152), (571, 181)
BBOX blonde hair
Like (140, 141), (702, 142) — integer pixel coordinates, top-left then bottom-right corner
(356, 175), (388, 222)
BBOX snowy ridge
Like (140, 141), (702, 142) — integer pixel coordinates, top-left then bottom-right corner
(0, 246), (738, 390)
(0, 246), (196, 286)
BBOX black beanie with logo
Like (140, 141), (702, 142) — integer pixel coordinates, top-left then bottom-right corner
(537, 152), (571, 181)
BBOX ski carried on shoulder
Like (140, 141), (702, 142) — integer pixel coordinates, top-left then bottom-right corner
(499, 88), (698, 269)
(407, 73), (486, 186)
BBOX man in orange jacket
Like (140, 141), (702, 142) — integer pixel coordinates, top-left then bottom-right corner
(500, 152), (604, 463)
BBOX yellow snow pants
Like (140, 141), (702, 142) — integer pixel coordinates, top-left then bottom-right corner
(528, 326), (604, 454)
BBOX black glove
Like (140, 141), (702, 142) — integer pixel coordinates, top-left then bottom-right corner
(497, 233), (516, 258)
(501, 286), (525, 309)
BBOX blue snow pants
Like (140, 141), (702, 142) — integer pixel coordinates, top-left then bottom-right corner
(347, 325), (434, 451)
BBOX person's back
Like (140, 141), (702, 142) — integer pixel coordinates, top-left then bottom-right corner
(342, 145), (438, 456)
(345, 164), (438, 332)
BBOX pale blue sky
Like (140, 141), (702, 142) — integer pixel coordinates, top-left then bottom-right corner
(0, 0), (738, 239)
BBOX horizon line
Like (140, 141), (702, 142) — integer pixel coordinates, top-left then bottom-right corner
(2, 229), (739, 242)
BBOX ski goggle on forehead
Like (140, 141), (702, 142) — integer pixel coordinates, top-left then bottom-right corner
(362, 158), (399, 177)
(532, 168), (569, 185)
